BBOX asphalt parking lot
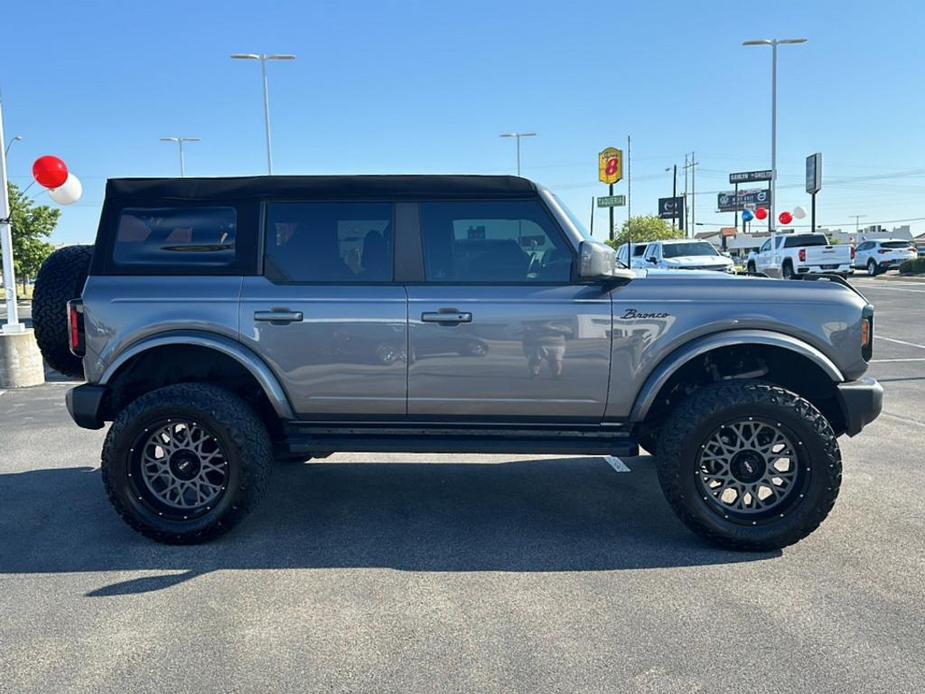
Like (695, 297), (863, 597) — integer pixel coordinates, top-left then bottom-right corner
(1, 276), (924, 693)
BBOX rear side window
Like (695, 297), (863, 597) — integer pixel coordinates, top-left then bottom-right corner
(420, 200), (572, 283)
(114, 207), (237, 267)
(265, 202), (393, 283)
(784, 235), (828, 248)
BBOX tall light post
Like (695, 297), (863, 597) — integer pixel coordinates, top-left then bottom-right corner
(743, 37), (807, 233)
(231, 53), (296, 174)
(4, 135), (22, 157)
(160, 136), (200, 177)
(499, 132), (536, 176)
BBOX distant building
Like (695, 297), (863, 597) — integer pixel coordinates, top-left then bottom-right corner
(820, 225), (913, 245)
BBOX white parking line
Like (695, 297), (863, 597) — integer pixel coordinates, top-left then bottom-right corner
(854, 283), (925, 294)
(604, 455), (631, 473)
(871, 358), (925, 363)
(878, 336), (925, 351)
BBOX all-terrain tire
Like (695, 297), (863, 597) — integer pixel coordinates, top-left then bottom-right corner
(746, 262), (756, 274)
(655, 381), (841, 551)
(101, 383), (272, 544)
(32, 244), (93, 377)
(781, 260), (795, 279)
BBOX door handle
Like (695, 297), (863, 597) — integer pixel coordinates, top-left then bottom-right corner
(254, 309), (303, 324)
(421, 310), (472, 325)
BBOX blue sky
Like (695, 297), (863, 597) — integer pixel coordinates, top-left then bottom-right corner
(3, 0), (923, 244)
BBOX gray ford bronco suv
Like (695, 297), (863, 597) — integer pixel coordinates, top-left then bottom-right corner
(33, 175), (882, 548)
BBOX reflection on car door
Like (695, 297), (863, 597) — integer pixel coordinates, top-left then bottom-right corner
(239, 201), (407, 417)
(406, 199), (612, 420)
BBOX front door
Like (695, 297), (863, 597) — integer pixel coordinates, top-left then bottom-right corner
(239, 201), (407, 417)
(406, 199), (612, 420)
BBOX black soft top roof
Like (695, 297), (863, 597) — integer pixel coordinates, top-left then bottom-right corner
(105, 175), (538, 202)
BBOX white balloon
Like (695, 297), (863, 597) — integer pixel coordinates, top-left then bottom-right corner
(793, 205), (807, 220)
(48, 173), (83, 205)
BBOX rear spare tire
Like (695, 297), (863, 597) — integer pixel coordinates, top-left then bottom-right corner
(32, 245), (93, 378)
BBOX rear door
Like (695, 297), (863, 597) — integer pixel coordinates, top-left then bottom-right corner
(239, 201), (407, 417)
(405, 199), (612, 420)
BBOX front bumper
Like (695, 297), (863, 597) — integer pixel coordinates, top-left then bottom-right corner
(66, 384), (107, 430)
(836, 376), (883, 436)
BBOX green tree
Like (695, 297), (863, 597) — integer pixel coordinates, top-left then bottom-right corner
(1, 183), (60, 292)
(605, 215), (683, 249)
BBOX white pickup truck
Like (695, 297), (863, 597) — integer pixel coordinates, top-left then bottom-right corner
(746, 233), (853, 279)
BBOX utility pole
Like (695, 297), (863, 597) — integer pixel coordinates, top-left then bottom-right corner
(682, 153), (698, 237)
(691, 151), (697, 237)
(683, 153), (689, 235)
(852, 214), (867, 236)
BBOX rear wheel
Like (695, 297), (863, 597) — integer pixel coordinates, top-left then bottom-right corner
(101, 383), (272, 544)
(781, 261), (794, 279)
(655, 381), (841, 550)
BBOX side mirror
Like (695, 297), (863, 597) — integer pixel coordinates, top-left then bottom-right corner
(578, 241), (634, 281)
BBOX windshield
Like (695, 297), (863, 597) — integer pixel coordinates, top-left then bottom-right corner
(550, 193), (592, 240)
(662, 242), (718, 258)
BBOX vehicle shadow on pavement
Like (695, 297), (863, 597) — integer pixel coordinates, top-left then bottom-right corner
(0, 456), (778, 595)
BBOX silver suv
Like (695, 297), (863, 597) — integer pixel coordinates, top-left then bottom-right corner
(35, 175), (882, 549)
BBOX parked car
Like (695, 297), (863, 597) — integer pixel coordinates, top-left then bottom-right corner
(615, 242), (649, 269)
(33, 174), (881, 551)
(852, 239), (917, 276)
(747, 233), (853, 279)
(642, 240), (734, 272)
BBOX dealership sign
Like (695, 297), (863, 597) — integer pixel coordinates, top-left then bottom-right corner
(717, 188), (770, 212)
(729, 169), (772, 184)
(806, 153), (822, 194)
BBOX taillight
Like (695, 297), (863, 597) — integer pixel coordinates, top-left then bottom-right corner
(850, 246), (856, 259)
(67, 300), (85, 357)
(861, 309), (874, 362)
(799, 248), (806, 262)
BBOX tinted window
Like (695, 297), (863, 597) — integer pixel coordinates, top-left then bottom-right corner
(784, 234), (828, 248)
(661, 242), (718, 258)
(265, 202), (393, 283)
(881, 241), (912, 249)
(760, 240), (771, 252)
(114, 207), (236, 266)
(420, 200), (571, 283)
(856, 242), (871, 251)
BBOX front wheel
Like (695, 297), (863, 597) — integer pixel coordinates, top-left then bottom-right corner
(867, 259), (879, 277)
(655, 381), (841, 551)
(101, 383), (272, 544)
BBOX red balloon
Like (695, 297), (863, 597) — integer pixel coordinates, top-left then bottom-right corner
(754, 207), (768, 220)
(779, 211), (793, 225)
(32, 156), (69, 189)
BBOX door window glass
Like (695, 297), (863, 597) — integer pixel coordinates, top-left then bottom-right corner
(265, 202), (393, 282)
(420, 200), (572, 283)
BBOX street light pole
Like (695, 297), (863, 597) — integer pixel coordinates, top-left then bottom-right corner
(231, 53), (297, 175)
(4, 135), (22, 158)
(499, 132), (536, 176)
(0, 99), (22, 332)
(160, 136), (201, 177)
(743, 37), (807, 235)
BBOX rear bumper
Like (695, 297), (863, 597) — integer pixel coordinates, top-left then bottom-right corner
(66, 384), (107, 430)
(836, 376), (883, 436)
